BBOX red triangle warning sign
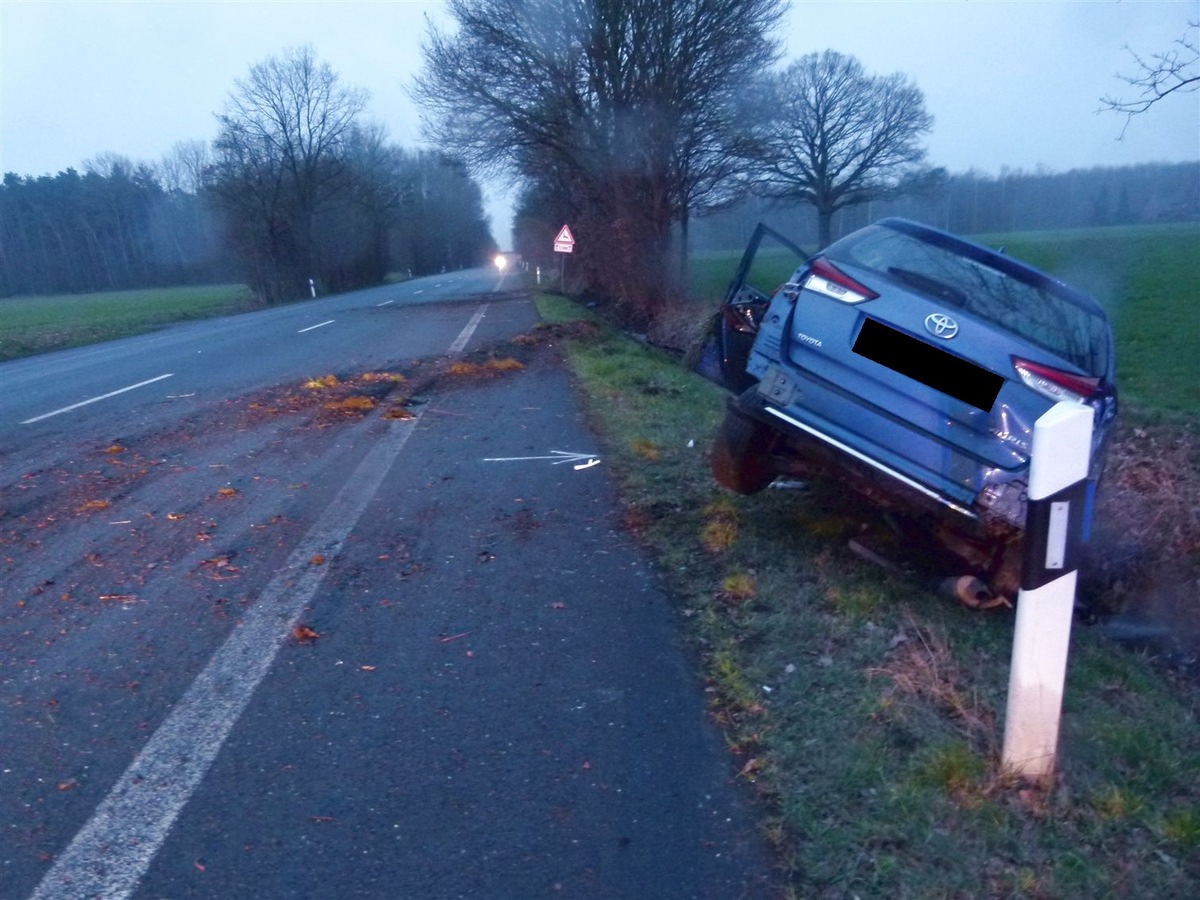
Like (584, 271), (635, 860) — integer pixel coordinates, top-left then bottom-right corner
(554, 225), (575, 246)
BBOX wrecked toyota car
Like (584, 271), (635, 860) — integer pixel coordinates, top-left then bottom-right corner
(695, 218), (1117, 600)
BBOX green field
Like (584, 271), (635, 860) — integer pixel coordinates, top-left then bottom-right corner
(0, 284), (254, 362)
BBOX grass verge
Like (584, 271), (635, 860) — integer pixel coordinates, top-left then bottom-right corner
(535, 292), (1199, 898)
(0, 284), (255, 362)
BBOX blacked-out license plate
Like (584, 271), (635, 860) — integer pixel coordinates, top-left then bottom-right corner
(853, 318), (1002, 412)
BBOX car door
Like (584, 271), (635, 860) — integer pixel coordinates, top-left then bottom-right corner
(692, 223), (809, 394)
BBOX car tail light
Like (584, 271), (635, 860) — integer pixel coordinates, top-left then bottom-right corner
(803, 258), (879, 304)
(1012, 357), (1101, 404)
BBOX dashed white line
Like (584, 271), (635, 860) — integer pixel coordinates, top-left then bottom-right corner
(448, 304), (488, 354)
(298, 320), (335, 333)
(20, 374), (175, 425)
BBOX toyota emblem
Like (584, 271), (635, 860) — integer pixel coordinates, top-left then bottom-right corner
(924, 313), (959, 339)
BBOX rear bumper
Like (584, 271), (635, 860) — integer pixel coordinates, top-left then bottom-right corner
(760, 403), (981, 521)
(733, 381), (1034, 540)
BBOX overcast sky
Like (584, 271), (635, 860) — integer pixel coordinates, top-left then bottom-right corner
(2, 0), (1198, 248)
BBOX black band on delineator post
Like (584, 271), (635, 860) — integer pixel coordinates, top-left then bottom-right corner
(1020, 479), (1089, 591)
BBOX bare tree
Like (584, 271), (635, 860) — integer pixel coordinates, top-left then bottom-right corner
(158, 140), (211, 195)
(413, 0), (784, 320)
(748, 50), (933, 248)
(210, 45), (368, 303)
(1101, 19), (1199, 137)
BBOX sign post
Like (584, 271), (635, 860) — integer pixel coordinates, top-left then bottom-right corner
(1002, 401), (1093, 779)
(553, 224), (575, 289)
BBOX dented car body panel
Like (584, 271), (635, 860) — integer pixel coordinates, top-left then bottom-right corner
(697, 218), (1117, 597)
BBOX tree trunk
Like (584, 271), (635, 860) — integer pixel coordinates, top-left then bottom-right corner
(817, 206), (834, 249)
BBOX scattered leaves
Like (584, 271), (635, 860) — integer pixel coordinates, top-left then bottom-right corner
(701, 499), (740, 553)
(324, 395), (375, 413)
(483, 357), (524, 373)
(304, 375), (340, 389)
(217, 487), (238, 498)
(447, 358), (524, 378)
(77, 499), (111, 513)
(292, 625), (320, 642)
(630, 438), (660, 461)
(719, 571), (757, 605)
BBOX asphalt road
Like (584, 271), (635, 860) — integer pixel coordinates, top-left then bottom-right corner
(0, 273), (776, 898)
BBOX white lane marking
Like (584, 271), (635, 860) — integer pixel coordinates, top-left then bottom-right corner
(20, 374), (175, 425)
(298, 320), (335, 333)
(413, 289), (424, 295)
(377, 299), (394, 306)
(448, 304), (488, 354)
(31, 411), (426, 900)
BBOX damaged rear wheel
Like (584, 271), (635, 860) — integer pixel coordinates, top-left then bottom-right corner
(711, 402), (778, 494)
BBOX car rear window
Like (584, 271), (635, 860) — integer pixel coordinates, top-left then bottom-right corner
(825, 223), (1109, 375)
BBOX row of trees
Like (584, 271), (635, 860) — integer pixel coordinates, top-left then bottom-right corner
(416, 0), (789, 325)
(1, 46), (495, 302)
(0, 157), (228, 298)
(416, 0), (937, 322)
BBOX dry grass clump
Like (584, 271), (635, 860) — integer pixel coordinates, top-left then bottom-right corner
(868, 614), (997, 757)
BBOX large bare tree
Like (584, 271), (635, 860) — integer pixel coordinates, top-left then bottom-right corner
(210, 45), (368, 303)
(748, 50), (933, 248)
(413, 0), (784, 321)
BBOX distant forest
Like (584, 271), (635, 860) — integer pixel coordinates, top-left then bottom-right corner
(690, 161), (1200, 252)
(0, 150), (494, 300)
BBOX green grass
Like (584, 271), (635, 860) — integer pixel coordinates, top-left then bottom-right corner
(0, 284), (255, 362)
(535, 291), (1200, 898)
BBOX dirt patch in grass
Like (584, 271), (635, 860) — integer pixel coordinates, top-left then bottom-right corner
(1084, 419), (1200, 671)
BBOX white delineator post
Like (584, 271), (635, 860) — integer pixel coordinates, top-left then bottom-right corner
(1002, 401), (1094, 779)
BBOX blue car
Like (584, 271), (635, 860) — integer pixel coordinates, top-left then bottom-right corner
(695, 218), (1117, 600)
